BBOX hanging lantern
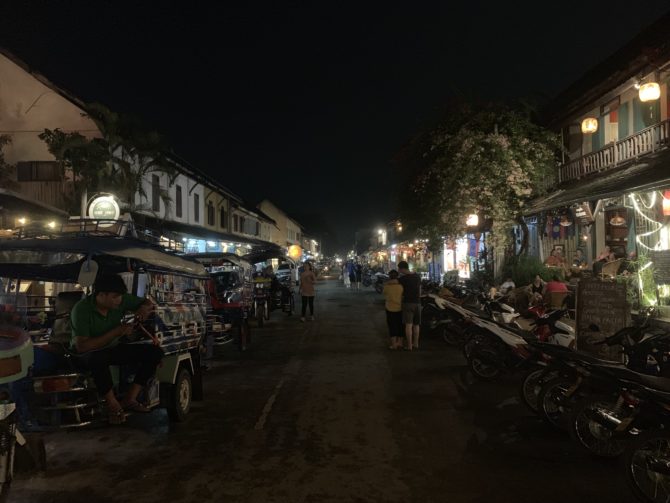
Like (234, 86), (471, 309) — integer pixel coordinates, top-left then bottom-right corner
(288, 244), (302, 260)
(609, 212), (626, 226)
(559, 215), (573, 227)
(466, 214), (479, 227)
(581, 117), (598, 134)
(663, 190), (670, 216)
(639, 82), (661, 102)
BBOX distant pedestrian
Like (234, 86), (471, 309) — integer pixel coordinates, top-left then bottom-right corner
(398, 261), (421, 350)
(342, 264), (351, 288)
(382, 270), (403, 349)
(347, 261), (356, 290)
(300, 261), (317, 322)
(355, 262), (363, 290)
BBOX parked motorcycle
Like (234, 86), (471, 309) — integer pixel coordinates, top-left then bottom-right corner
(374, 273), (389, 294)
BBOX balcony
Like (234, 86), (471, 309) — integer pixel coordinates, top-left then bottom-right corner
(558, 119), (670, 183)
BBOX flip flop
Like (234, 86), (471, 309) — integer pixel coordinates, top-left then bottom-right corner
(122, 401), (152, 413)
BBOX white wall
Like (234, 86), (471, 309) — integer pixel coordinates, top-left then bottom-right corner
(0, 53), (100, 164)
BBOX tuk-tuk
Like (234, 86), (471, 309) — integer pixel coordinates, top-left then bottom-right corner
(0, 224), (215, 431)
(242, 249), (296, 318)
(185, 253), (254, 351)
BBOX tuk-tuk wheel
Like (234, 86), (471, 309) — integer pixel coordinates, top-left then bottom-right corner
(164, 368), (192, 422)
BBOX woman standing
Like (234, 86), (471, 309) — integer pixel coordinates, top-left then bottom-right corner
(300, 261), (317, 322)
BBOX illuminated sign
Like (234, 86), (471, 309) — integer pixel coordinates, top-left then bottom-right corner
(87, 194), (120, 227)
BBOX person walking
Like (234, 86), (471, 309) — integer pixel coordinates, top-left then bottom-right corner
(397, 261), (421, 350)
(347, 260), (356, 291)
(300, 261), (317, 322)
(354, 262), (363, 291)
(382, 270), (404, 349)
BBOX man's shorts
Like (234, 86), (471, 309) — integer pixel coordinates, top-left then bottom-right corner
(402, 303), (421, 325)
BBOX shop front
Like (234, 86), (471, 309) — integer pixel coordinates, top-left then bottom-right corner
(524, 151), (670, 317)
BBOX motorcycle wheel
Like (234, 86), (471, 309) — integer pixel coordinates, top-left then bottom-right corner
(468, 348), (501, 380)
(537, 376), (580, 429)
(570, 394), (629, 458)
(374, 282), (384, 294)
(623, 429), (670, 503)
(519, 367), (558, 413)
(442, 326), (463, 347)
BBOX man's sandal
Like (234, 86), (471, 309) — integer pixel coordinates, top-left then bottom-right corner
(108, 409), (127, 425)
(122, 401), (152, 414)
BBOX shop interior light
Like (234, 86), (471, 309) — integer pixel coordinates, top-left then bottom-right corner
(46, 221), (56, 229)
(466, 214), (479, 227)
(663, 190), (670, 216)
(581, 117), (598, 134)
(639, 82), (661, 102)
(17, 217), (26, 225)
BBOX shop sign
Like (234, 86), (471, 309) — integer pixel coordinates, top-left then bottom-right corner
(87, 194), (120, 227)
(650, 250), (670, 284)
(574, 202), (594, 225)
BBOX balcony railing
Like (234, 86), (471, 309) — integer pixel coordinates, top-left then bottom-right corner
(558, 118), (670, 183)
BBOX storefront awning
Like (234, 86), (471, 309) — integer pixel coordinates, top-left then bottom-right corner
(135, 214), (272, 247)
(0, 189), (69, 220)
(524, 150), (670, 215)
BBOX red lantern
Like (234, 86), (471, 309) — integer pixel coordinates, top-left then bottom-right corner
(664, 190), (670, 216)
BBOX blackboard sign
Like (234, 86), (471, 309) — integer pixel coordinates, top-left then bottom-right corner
(650, 250), (670, 284)
(576, 278), (630, 361)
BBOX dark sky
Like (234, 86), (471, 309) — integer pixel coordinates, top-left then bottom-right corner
(1, 1), (669, 253)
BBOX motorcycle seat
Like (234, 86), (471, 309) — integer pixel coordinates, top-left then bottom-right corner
(592, 365), (670, 393)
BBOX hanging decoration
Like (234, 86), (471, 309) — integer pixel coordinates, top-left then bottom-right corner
(609, 211), (626, 226)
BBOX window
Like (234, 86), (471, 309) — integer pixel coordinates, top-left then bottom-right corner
(233, 214), (239, 232)
(255, 222), (260, 236)
(207, 201), (215, 225)
(220, 207), (227, 229)
(175, 185), (183, 218)
(194, 194), (200, 222)
(151, 175), (160, 211)
(16, 161), (60, 182)
(240, 217), (246, 233)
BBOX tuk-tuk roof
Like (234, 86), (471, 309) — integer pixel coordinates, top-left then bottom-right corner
(183, 252), (252, 270)
(242, 244), (292, 266)
(0, 236), (209, 279)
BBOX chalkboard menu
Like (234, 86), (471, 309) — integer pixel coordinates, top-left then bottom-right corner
(650, 250), (670, 284)
(576, 278), (630, 361)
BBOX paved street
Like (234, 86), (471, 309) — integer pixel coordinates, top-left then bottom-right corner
(10, 278), (632, 503)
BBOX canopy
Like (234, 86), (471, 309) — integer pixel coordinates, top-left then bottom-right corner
(183, 252), (251, 269)
(242, 244), (291, 265)
(0, 236), (208, 280)
(0, 188), (69, 221)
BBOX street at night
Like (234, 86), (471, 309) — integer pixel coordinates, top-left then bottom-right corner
(10, 279), (631, 503)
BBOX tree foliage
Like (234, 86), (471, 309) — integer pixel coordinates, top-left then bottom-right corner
(399, 102), (561, 251)
(39, 103), (177, 215)
(0, 135), (19, 190)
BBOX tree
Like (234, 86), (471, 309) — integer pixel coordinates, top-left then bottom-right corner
(400, 102), (561, 254)
(0, 135), (19, 190)
(39, 102), (177, 216)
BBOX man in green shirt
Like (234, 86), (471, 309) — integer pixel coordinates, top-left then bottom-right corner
(71, 273), (162, 424)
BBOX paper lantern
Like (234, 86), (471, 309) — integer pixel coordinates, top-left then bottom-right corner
(581, 117), (598, 134)
(639, 82), (661, 102)
(466, 214), (479, 227)
(288, 245), (302, 260)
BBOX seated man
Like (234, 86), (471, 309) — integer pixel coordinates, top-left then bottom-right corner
(543, 275), (568, 296)
(70, 273), (163, 424)
(572, 249), (587, 268)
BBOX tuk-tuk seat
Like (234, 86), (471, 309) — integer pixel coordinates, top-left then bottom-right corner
(50, 291), (84, 347)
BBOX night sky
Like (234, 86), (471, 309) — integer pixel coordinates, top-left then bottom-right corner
(1, 1), (669, 253)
